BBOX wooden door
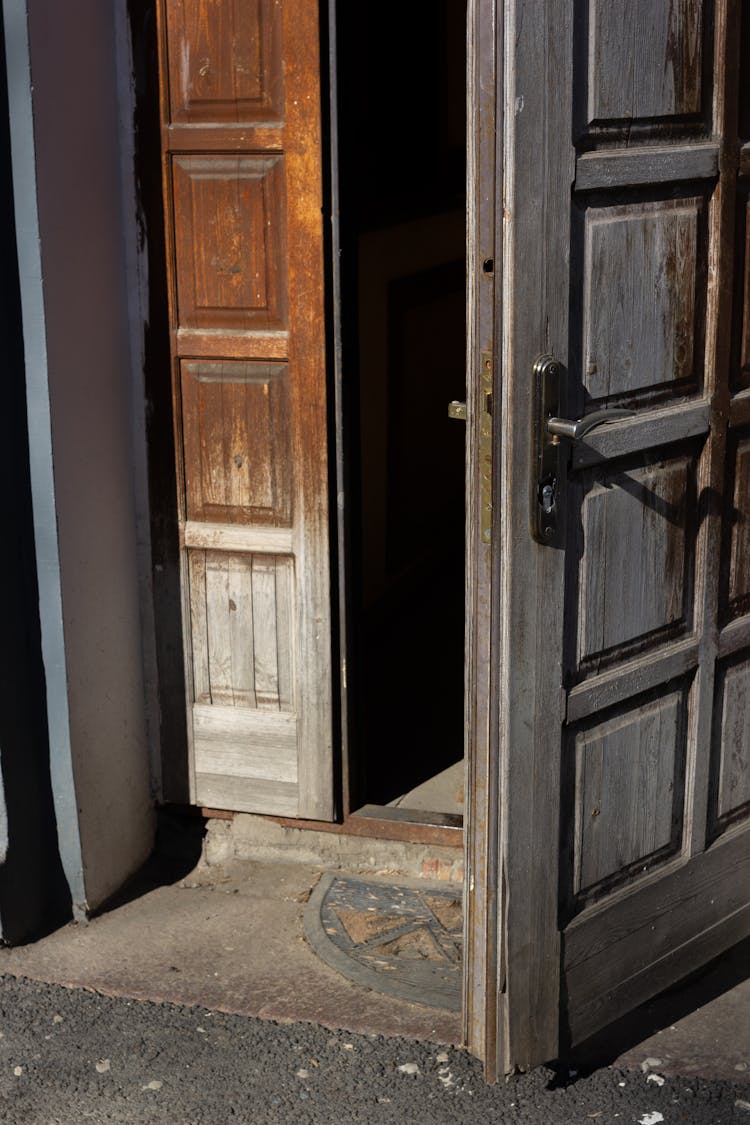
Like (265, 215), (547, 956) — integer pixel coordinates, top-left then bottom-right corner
(466, 0), (750, 1078)
(156, 0), (333, 819)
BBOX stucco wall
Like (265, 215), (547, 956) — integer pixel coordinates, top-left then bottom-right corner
(25, 0), (154, 909)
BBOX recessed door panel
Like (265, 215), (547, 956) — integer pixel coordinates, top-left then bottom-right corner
(181, 361), (293, 526)
(587, 0), (705, 123)
(580, 198), (704, 402)
(567, 687), (687, 908)
(574, 456), (694, 671)
(710, 653), (750, 836)
(166, 0), (284, 125)
(172, 156), (288, 333)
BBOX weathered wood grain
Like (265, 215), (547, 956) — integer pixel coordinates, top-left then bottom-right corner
(567, 637), (700, 723)
(587, 0), (705, 123)
(575, 143), (719, 192)
(182, 521), (292, 554)
(575, 457), (692, 669)
(712, 654), (750, 824)
(571, 401), (709, 470)
(488, 0), (748, 1078)
(582, 198), (702, 402)
(181, 360), (293, 527)
(740, 142), (750, 179)
(157, 0), (333, 819)
(462, 0), (500, 1076)
(564, 829), (750, 1042)
(171, 154), (288, 334)
(718, 615), (750, 659)
(728, 437), (750, 609)
(493, 0), (574, 1074)
(571, 691), (685, 900)
(165, 0), (283, 126)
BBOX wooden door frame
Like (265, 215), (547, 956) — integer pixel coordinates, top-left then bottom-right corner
(327, 1), (472, 833)
(463, 0), (573, 1078)
(462, 0), (502, 1074)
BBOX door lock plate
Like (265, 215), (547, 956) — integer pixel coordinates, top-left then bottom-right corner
(532, 354), (564, 547)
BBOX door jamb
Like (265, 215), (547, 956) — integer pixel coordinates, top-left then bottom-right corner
(462, 0), (502, 1077)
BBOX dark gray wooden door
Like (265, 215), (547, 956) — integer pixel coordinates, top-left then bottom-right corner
(466, 0), (750, 1078)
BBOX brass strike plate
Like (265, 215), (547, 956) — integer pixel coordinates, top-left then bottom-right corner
(480, 351), (493, 545)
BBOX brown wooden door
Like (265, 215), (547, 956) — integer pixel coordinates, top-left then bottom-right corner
(465, 0), (750, 1078)
(156, 0), (333, 819)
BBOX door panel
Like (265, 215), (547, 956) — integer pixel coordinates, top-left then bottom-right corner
(157, 0), (333, 819)
(467, 0), (750, 1078)
(587, 0), (705, 123)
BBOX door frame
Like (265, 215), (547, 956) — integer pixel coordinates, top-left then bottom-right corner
(462, 0), (502, 1076)
(463, 0), (580, 1078)
(327, 0), (472, 833)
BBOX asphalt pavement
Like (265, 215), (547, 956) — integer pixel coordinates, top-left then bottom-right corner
(0, 974), (748, 1124)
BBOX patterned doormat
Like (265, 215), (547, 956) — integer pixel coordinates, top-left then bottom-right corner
(304, 872), (462, 1011)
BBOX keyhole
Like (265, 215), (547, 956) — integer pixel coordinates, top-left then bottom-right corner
(541, 482), (555, 514)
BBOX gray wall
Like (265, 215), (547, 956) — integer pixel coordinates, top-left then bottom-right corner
(19, 0), (155, 910)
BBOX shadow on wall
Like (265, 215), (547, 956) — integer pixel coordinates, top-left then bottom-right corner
(0, 16), (73, 945)
(89, 811), (207, 920)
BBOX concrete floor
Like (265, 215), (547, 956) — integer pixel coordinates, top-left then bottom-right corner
(0, 851), (748, 1083)
(0, 858), (459, 1045)
(389, 760), (464, 816)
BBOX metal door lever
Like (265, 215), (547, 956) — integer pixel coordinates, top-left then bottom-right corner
(532, 353), (636, 546)
(448, 400), (467, 421)
(546, 407), (634, 442)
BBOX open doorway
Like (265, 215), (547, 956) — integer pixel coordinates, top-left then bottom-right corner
(334, 3), (468, 819)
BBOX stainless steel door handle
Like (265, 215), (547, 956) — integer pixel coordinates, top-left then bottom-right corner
(532, 353), (637, 546)
(546, 407), (635, 442)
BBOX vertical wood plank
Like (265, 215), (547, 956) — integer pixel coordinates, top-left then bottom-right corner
(205, 554), (235, 705)
(251, 554), (280, 709)
(188, 550), (210, 704)
(227, 554), (257, 708)
(274, 556), (295, 712)
(284, 0), (333, 817)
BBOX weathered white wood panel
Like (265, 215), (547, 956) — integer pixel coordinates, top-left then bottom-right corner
(572, 691), (684, 902)
(193, 705), (297, 778)
(193, 704), (298, 815)
(182, 522), (293, 554)
(587, 0), (705, 123)
(250, 555), (281, 709)
(582, 199), (702, 402)
(188, 550), (295, 712)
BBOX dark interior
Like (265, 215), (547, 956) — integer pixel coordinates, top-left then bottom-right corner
(335, 2), (468, 809)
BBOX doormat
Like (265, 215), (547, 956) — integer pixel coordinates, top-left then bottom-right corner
(304, 872), (462, 1011)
